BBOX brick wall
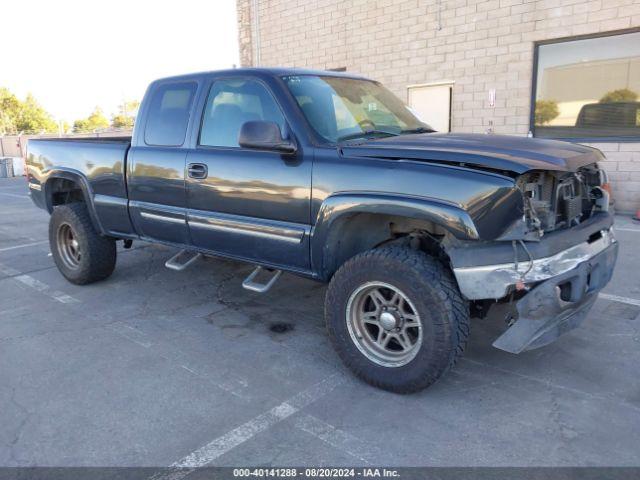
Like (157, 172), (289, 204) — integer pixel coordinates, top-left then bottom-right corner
(236, 0), (640, 212)
(237, 0), (254, 69)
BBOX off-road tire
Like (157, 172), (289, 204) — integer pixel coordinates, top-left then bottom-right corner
(325, 246), (470, 393)
(49, 203), (116, 285)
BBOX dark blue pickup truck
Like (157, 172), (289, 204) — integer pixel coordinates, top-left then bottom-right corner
(26, 68), (618, 392)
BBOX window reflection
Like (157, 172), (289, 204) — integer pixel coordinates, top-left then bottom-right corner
(533, 31), (640, 139)
(199, 79), (285, 148)
(144, 82), (197, 146)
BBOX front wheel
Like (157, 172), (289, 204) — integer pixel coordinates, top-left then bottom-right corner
(49, 203), (116, 285)
(325, 246), (470, 393)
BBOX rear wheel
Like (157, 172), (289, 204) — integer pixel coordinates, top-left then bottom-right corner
(49, 203), (116, 285)
(325, 246), (470, 393)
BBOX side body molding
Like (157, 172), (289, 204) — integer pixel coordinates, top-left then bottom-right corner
(310, 192), (479, 279)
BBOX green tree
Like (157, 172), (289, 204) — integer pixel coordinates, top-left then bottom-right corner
(15, 93), (57, 133)
(599, 88), (638, 103)
(534, 99), (560, 125)
(0, 88), (22, 134)
(111, 100), (140, 129)
(73, 107), (109, 132)
(1, 88), (57, 134)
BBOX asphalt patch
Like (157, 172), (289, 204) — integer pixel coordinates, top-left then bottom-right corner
(269, 322), (294, 334)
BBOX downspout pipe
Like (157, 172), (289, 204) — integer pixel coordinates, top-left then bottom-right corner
(252, 0), (261, 66)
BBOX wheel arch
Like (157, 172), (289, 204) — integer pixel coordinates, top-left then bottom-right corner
(43, 169), (105, 235)
(311, 193), (479, 280)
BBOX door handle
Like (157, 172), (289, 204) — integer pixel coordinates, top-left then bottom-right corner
(188, 163), (208, 179)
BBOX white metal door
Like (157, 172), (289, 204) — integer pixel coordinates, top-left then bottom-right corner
(408, 83), (452, 133)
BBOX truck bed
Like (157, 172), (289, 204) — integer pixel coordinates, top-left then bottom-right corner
(27, 137), (134, 236)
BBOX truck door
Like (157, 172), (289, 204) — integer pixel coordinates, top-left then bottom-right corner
(185, 77), (311, 270)
(128, 81), (198, 245)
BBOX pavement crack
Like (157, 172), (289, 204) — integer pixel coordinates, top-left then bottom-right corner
(6, 387), (30, 465)
(214, 269), (246, 310)
(544, 378), (579, 464)
(461, 357), (640, 414)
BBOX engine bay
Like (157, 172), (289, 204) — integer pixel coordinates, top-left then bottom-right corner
(517, 163), (609, 234)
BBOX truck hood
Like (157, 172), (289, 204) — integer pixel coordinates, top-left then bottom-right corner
(340, 133), (604, 174)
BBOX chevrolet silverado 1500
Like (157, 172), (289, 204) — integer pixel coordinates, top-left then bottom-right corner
(26, 68), (618, 392)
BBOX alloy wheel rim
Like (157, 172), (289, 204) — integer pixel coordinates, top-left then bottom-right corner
(57, 223), (81, 269)
(346, 281), (422, 367)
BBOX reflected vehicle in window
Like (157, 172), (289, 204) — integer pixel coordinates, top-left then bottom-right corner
(25, 68), (618, 393)
(533, 30), (640, 140)
(576, 101), (640, 131)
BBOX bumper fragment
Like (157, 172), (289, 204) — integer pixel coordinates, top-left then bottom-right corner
(492, 240), (618, 354)
(453, 227), (616, 300)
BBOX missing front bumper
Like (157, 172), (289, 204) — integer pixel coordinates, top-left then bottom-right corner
(492, 241), (619, 354)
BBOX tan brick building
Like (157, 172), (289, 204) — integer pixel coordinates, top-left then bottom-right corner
(236, 0), (640, 212)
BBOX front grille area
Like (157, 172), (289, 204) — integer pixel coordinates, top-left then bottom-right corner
(556, 174), (585, 225)
(518, 164), (604, 233)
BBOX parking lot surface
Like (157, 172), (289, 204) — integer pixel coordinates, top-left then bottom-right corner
(1, 176), (639, 468)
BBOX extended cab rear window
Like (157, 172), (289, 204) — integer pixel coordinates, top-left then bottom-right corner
(144, 82), (197, 146)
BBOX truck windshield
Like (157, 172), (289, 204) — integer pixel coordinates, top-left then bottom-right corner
(282, 75), (433, 143)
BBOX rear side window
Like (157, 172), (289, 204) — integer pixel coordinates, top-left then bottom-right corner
(144, 82), (197, 146)
(199, 78), (285, 148)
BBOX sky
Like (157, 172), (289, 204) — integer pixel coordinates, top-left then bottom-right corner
(3, 0), (239, 124)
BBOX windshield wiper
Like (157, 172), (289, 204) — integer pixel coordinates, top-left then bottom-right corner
(337, 129), (400, 142)
(400, 126), (436, 134)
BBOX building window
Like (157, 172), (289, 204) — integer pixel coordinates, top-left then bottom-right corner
(407, 83), (452, 133)
(532, 30), (640, 140)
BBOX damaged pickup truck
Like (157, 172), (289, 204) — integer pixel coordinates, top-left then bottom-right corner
(26, 68), (618, 393)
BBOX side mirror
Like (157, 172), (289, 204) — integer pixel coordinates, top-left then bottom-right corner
(238, 121), (296, 154)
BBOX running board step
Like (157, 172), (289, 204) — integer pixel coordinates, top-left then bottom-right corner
(165, 250), (202, 271)
(242, 266), (282, 293)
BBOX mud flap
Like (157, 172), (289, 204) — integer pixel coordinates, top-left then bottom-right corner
(493, 242), (618, 354)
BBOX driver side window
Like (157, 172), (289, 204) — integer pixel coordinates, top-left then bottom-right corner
(199, 78), (285, 148)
